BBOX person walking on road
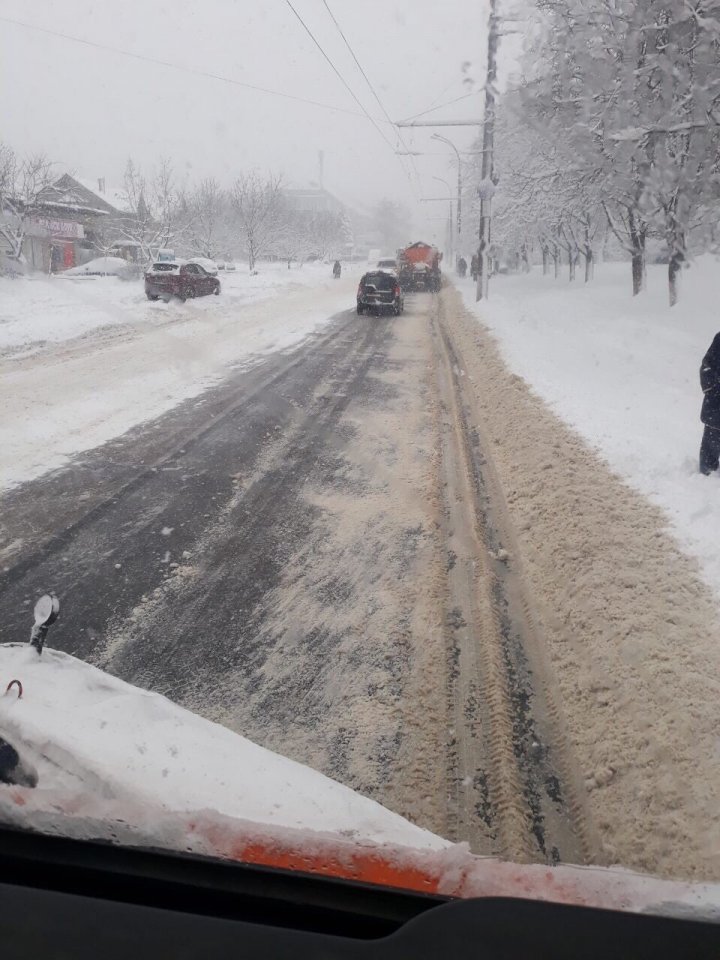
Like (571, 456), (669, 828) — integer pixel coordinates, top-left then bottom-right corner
(458, 256), (467, 278)
(470, 253), (478, 282)
(332, 260), (342, 279)
(700, 332), (720, 474)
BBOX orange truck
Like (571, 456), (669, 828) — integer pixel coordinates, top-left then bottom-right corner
(397, 241), (442, 292)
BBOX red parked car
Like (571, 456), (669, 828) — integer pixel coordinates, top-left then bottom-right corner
(144, 260), (221, 302)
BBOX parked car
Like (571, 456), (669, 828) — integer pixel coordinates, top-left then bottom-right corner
(357, 270), (404, 316)
(225, 261), (236, 272)
(215, 260), (226, 271)
(144, 260), (221, 302)
(188, 256), (219, 276)
(63, 256), (136, 280)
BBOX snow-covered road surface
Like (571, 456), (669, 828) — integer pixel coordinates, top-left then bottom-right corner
(1, 280), (719, 884)
(0, 264), (356, 491)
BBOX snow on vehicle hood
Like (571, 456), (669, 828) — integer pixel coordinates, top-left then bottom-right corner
(0, 643), (445, 850)
(0, 644), (718, 921)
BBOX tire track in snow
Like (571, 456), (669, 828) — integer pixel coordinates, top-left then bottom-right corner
(432, 292), (595, 865)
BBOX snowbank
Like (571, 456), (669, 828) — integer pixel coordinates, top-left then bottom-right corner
(459, 259), (720, 601)
(0, 643), (445, 850)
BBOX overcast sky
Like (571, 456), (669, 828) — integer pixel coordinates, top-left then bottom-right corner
(0, 0), (497, 239)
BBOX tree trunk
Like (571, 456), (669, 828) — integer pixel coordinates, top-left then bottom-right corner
(628, 216), (646, 296)
(668, 254), (682, 307)
(667, 220), (685, 307)
(541, 246), (549, 274)
(553, 250), (560, 278)
(568, 251), (576, 282)
(584, 247), (593, 283)
(631, 254), (644, 296)
(521, 242), (530, 273)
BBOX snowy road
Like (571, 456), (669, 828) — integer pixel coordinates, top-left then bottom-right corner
(1, 283), (719, 881)
(0, 288), (586, 866)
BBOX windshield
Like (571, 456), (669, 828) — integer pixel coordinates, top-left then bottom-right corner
(1, 0), (720, 918)
(363, 272), (396, 290)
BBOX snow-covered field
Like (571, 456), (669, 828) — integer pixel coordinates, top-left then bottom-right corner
(0, 263), (357, 491)
(460, 258), (720, 601)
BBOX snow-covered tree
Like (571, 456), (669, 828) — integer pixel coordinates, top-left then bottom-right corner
(229, 171), (284, 271)
(505, 0), (720, 303)
(306, 210), (345, 260)
(183, 178), (229, 260)
(273, 200), (309, 267)
(0, 144), (55, 266)
(118, 157), (186, 263)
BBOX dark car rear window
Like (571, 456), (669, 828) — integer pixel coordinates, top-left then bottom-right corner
(150, 263), (180, 273)
(362, 273), (395, 291)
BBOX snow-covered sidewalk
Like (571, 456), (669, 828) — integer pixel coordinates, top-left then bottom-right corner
(459, 259), (720, 601)
(0, 264), (356, 491)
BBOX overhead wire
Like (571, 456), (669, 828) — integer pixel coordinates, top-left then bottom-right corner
(400, 91), (476, 124)
(0, 14), (387, 121)
(284, 0), (419, 202)
(319, 1), (422, 198)
(284, 1), (397, 153)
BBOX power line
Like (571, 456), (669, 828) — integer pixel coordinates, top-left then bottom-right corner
(284, 0), (418, 200)
(319, 1), (421, 195)
(284, 1), (396, 152)
(320, 2), (396, 130)
(400, 92), (476, 124)
(0, 15), (383, 121)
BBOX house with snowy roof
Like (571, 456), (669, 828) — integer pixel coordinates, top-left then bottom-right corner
(12, 174), (147, 272)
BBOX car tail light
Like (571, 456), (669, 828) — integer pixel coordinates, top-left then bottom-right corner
(357, 284), (362, 296)
(394, 285), (400, 296)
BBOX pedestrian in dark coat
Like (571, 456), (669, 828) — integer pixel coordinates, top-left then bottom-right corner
(470, 254), (479, 282)
(700, 332), (720, 474)
(458, 256), (467, 278)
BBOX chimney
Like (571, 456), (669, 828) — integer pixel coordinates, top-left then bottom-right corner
(98, 177), (106, 193)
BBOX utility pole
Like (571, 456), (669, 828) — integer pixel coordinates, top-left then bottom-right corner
(393, 125), (484, 262)
(477, 0), (499, 302)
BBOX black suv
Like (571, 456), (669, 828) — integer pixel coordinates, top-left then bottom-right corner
(357, 270), (404, 316)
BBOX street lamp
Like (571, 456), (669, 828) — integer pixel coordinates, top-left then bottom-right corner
(432, 177), (453, 264)
(431, 133), (462, 244)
